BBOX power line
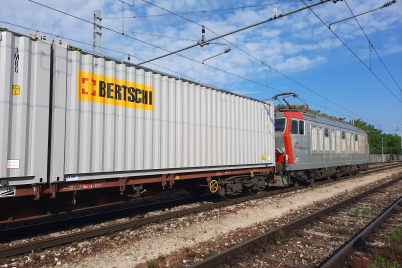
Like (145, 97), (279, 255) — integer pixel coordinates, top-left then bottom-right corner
(118, 0), (134, 7)
(108, 29), (199, 41)
(23, 1), (402, 129)
(343, 0), (402, 97)
(299, 0), (402, 105)
(102, 0), (301, 19)
(137, 0), (402, 127)
(329, 0), (397, 28)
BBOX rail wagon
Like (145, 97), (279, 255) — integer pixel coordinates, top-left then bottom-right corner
(272, 93), (369, 186)
(0, 28), (276, 222)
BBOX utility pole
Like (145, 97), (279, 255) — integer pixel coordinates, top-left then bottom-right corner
(382, 139), (384, 162)
(137, 0), (343, 65)
(93, 10), (101, 54)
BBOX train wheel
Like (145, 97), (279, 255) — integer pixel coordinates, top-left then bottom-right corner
(248, 189), (259, 195)
(209, 180), (219, 194)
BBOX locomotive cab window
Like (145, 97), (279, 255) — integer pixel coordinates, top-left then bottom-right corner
(291, 120), (298, 134)
(342, 132), (345, 139)
(275, 118), (286, 133)
(325, 129), (329, 137)
(299, 121), (305, 135)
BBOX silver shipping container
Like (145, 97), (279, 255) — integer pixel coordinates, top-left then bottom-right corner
(0, 29), (52, 187)
(49, 38), (275, 183)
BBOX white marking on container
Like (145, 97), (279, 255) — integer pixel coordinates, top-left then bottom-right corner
(7, 159), (20, 169)
(67, 175), (79, 181)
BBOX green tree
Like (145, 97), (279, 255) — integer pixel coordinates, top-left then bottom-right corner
(354, 119), (401, 154)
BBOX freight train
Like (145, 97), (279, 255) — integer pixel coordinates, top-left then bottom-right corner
(0, 28), (369, 222)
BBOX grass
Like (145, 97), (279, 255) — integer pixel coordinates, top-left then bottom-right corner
(363, 207), (373, 215)
(274, 229), (286, 242)
(368, 253), (401, 268)
(329, 228), (349, 235)
(188, 251), (197, 257)
(295, 230), (305, 237)
(385, 226), (402, 256)
(260, 197), (266, 201)
(146, 259), (158, 268)
(352, 207), (361, 218)
(353, 174), (366, 178)
(255, 237), (275, 252)
(362, 226), (402, 268)
(177, 235), (189, 241)
(73, 258), (84, 265)
(389, 190), (394, 195)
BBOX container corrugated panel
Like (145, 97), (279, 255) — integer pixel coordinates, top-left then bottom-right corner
(0, 30), (51, 186)
(50, 39), (275, 182)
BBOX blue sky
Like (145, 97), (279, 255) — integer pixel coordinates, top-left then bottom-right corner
(2, 0), (402, 134)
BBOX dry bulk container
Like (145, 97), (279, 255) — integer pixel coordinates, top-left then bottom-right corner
(0, 29), (51, 191)
(49, 38), (275, 183)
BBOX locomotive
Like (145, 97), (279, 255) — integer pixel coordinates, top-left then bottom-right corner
(271, 93), (369, 187)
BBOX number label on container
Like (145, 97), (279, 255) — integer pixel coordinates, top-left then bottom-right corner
(14, 48), (19, 73)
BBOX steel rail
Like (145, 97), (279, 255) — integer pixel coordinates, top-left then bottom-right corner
(0, 163), (401, 259)
(187, 175), (402, 268)
(321, 196), (402, 267)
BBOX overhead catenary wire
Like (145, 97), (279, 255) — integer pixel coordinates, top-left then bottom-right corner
(118, 0), (134, 7)
(102, 0), (301, 19)
(22, 1), (402, 129)
(328, 0), (397, 28)
(342, 0), (402, 98)
(107, 29), (199, 41)
(137, 0), (402, 127)
(299, 0), (402, 105)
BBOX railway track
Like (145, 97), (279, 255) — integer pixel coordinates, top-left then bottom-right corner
(322, 197), (402, 267)
(0, 162), (401, 261)
(187, 174), (402, 267)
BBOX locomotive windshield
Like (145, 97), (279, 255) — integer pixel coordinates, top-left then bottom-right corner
(275, 118), (286, 133)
